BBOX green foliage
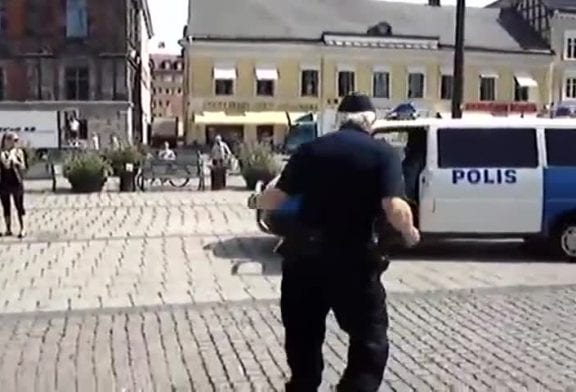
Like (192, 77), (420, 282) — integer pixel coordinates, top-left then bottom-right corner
(238, 142), (281, 175)
(104, 145), (144, 175)
(19, 144), (38, 169)
(64, 153), (111, 193)
(238, 143), (281, 189)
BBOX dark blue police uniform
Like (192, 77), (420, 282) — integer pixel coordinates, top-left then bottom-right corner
(276, 93), (405, 392)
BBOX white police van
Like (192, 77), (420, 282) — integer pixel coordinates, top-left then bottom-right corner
(252, 118), (576, 261)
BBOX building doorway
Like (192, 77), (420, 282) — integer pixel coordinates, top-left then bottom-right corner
(256, 125), (274, 147)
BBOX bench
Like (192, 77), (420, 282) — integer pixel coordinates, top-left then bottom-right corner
(137, 156), (205, 191)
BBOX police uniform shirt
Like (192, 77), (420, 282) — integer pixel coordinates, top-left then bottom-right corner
(276, 123), (404, 245)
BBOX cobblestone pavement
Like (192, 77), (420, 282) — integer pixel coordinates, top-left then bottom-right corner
(0, 284), (575, 391)
(0, 177), (576, 314)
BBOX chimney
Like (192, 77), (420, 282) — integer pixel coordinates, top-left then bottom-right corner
(429, 0), (440, 6)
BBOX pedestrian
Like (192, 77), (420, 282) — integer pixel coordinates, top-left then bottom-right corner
(158, 141), (176, 160)
(209, 135), (232, 189)
(196, 149), (206, 191)
(249, 92), (420, 391)
(0, 132), (27, 238)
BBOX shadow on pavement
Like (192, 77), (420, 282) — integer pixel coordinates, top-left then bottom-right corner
(204, 237), (570, 275)
(390, 239), (565, 263)
(203, 236), (283, 275)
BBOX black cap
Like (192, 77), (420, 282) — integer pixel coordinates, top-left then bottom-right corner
(337, 92), (376, 113)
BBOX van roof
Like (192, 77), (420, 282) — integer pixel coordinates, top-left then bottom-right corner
(372, 118), (576, 130)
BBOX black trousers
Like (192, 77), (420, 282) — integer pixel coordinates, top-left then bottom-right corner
(0, 186), (25, 217)
(281, 247), (389, 392)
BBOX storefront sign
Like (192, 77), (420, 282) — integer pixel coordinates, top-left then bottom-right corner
(202, 100), (318, 113)
(464, 102), (538, 114)
(0, 111), (59, 148)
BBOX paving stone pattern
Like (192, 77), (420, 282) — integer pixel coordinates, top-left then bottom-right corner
(0, 285), (575, 391)
(1, 178), (576, 314)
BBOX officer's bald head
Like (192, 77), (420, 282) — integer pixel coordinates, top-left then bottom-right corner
(335, 92), (376, 132)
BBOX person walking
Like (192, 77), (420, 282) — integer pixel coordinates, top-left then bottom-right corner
(0, 132), (27, 238)
(249, 92), (420, 391)
(210, 135), (232, 190)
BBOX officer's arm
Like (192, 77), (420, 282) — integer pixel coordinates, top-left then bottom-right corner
(379, 148), (416, 236)
(255, 148), (307, 210)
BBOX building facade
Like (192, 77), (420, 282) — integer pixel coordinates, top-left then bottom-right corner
(149, 53), (185, 145)
(488, 0), (576, 106)
(181, 0), (554, 147)
(151, 54), (184, 118)
(0, 0), (153, 148)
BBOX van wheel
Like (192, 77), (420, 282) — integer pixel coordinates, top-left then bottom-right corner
(553, 222), (576, 262)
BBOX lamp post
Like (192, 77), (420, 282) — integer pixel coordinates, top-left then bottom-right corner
(451, 0), (466, 118)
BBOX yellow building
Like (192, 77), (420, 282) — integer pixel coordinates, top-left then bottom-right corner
(181, 0), (555, 146)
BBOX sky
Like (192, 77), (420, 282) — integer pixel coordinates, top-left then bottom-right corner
(147, 0), (494, 54)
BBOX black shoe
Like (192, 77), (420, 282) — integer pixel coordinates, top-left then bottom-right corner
(4, 231), (12, 237)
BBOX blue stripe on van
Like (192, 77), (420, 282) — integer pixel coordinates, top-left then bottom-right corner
(542, 167), (576, 235)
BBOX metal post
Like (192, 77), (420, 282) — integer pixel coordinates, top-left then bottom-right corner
(451, 0), (466, 118)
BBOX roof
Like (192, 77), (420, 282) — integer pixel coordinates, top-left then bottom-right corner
(487, 0), (576, 12)
(372, 117), (576, 130)
(190, 0), (550, 53)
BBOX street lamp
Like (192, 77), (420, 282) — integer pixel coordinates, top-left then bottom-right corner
(451, 0), (466, 118)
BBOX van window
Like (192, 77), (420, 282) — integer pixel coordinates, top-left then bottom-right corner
(438, 128), (538, 168)
(545, 129), (576, 166)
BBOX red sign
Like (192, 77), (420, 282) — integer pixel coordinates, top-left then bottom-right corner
(464, 102), (538, 114)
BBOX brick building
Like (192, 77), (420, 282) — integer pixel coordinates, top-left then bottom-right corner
(149, 53), (184, 145)
(151, 53), (184, 118)
(0, 0), (153, 148)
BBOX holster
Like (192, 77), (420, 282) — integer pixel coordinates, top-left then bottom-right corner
(277, 228), (391, 274)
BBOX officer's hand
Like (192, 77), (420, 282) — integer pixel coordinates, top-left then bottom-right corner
(402, 227), (421, 248)
(247, 194), (258, 209)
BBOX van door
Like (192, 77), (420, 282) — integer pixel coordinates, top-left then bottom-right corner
(419, 127), (543, 234)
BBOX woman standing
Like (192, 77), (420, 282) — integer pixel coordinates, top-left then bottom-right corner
(0, 132), (26, 238)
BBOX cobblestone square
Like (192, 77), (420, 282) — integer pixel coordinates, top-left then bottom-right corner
(0, 178), (574, 390)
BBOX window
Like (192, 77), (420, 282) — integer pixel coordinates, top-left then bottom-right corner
(407, 72), (425, 99)
(437, 128), (538, 168)
(440, 74), (453, 100)
(255, 67), (277, 96)
(0, 0), (7, 35)
(301, 69), (319, 97)
(372, 71), (390, 98)
(66, 0), (88, 38)
(479, 76), (496, 101)
(256, 79), (274, 96)
(514, 79), (529, 102)
(337, 71), (355, 97)
(65, 66), (89, 100)
(546, 129), (576, 166)
(564, 31), (576, 60)
(215, 80), (233, 96)
(564, 76), (576, 99)
(213, 66), (236, 96)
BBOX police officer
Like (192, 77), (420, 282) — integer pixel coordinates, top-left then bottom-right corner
(251, 92), (420, 391)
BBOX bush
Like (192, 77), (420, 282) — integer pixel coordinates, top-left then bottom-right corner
(20, 144), (39, 169)
(64, 153), (111, 193)
(104, 145), (144, 175)
(238, 142), (281, 190)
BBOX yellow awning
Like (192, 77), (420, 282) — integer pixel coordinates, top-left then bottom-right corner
(194, 111), (306, 125)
